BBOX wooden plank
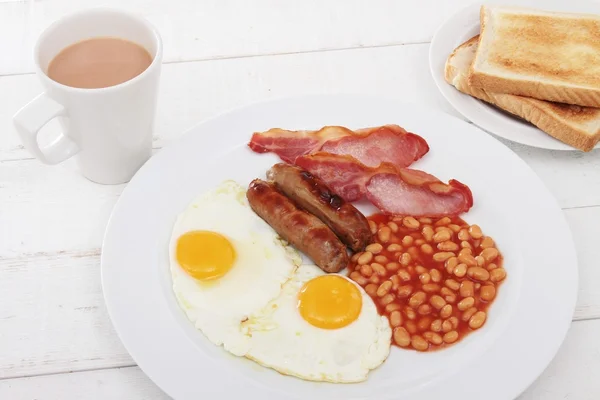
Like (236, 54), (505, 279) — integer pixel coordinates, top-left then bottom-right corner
(1, 319), (599, 400)
(0, 206), (597, 379)
(0, 0), (483, 75)
(1, 44), (599, 208)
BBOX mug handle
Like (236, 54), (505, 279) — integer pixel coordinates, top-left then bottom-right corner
(13, 93), (80, 164)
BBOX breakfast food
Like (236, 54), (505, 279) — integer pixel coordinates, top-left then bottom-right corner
(296, 153), (473, 216)
(469, 6), (600, 108)
(241, 264), (391, 382)
(267, 163), (372, 251)
(246, 179), (349, 273)
(248, 125), (429, 167)
(169, 181), (301, 355)
(348, 214), (505, 351)
(446, 36), (600, 152)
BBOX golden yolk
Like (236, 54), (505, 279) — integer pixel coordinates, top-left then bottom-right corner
(297, 275), (362, 329)
(176, 230), (236, 281)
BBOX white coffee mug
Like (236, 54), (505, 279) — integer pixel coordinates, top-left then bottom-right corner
(13, 8), (163, 184)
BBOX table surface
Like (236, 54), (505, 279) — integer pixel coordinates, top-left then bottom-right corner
(1, 1), (599, 399)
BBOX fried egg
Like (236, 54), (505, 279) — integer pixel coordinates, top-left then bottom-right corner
(169, 180), (301, 356)
(241, 264), (391, 383)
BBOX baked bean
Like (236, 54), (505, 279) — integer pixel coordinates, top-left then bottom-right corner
(422, 225), (435, 242)
(458, 247), (473, 257)
(397, 270), (411, 282)
(418, 317), (432, 331)
(440, 304), (453, 319)
(350, 271), (362, 281)
(403, 216), (420, 230)
(467, 266), (490, 281)
(390, 311), (403, 327)
(459, 281), (475, 298)
(405, 320), (418, 334)
(475, 255), (485, 267)
(469, 311), (487, 329)
(419, 273), (431, 285)
(474, 283), (481, 290)
(392, 216), (404, 222)
(438, 240), (459, 252)
(377, 281), (392, 297)
(490, 268), (506, 282)
(381, 293), (395, 305)
(445, 279), (460, 291)
(372, 263), (386, 276)
(453, 263), (467, 278)
(421, 243), (434, 254)
(435, 217), (451, 226)
(442, 320), (453, 333)
(448, 316), (459, 329)
(373, 254), (390, 264)
(433, 252), (455, 262)
(469, 224), (483, 239)
(354, 275), (368, 286)
(445, 256), (459, 273)
(389, 274), (400, 288)
(415, 265), (427, 275)
(400, 253), (412, 266)
(368, 220), (377, 234)
(458, 253), (477, 266)
(393, 327), (411, 347)
(366, 243), (383, 254)
(378, 226), (391, 243)
(414, 239), (425, 246)
(369, 275), (380, 284)
(358, 251), (373, 265)
(418, 304), (432, 316)
(424, 331), (443, 345)
(419, 217), (433, 224)
(433, 230), (451, 243)
(443, 292), (456, 304)
(443, 331), (459, 343)
(430, 295), (446, 310)
(360, 264), (373, 277)
(422, 283), (441, 293)
(385, 303), (402, 312)
(351, 253), (360, 263)
(448, 224), (461, 233)
(462, 307), (477, 322)
(481, 247), (499, 263)
(388, 221), (399, 233)
(457, 296), (475, 311)
(405, 307), (417, 320)
(387, 243), (402, 252)
(411, 335), (429, 351)
(480, 236), (495, 249)
(386, 262), (400, 272)
(407, 246), (420, 260)
(472, 239), (481, 248)
(487, 262), (498, 271)
(461, 241), (473, 249)
(401, 235), (414, 246)
(458, 229), (471, 241)
(409, 291), (427, 308)
(431, 319), (443, 332)
(365, 283), (378, 297)
(430, 269), (442, 282)
(480, 285), (496, 301)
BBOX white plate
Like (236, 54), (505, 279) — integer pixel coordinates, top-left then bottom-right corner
(429, 0), (600, 151)
(101, 95), (578, 400)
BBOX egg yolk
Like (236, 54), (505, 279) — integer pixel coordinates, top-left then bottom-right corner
(176, 230), (236, 281)
(297, 275), (362, 329)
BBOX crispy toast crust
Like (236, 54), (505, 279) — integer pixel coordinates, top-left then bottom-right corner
(468, 6), (600, 108)
(447, 36), (600, 151)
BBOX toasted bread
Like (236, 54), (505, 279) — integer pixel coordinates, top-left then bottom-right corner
(446, 36), (600, 151)
(468, 5), (600, 107)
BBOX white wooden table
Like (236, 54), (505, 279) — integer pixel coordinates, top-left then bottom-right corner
(1, 1), (599, 399)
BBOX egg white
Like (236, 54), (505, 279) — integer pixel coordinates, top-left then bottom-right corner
(170, 180), (301, 356)
(241, 264), (392, 383)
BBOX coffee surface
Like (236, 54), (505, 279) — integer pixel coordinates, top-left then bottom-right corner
(47, 37), (152, 89)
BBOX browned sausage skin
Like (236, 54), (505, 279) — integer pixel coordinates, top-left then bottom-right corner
(246, 179), (349, 273)
(267, 163), (372, 252)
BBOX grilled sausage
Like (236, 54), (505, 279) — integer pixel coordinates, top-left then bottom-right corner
(246, 179), (349, 273)
(267, 163), (372, 252)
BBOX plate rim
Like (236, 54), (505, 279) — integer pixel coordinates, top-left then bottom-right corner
(101, 94), (578, 400)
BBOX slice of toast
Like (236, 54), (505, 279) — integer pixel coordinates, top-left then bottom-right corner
(468, 5), (600, 107)
(446, 36), (600, 151)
